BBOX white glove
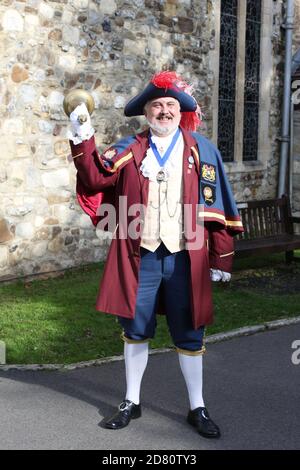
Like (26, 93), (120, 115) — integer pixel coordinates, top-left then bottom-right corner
(68, 103), (94, 144)
(210, 269), (231, 282)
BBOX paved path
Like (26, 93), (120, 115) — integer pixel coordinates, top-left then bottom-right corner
(0, 324), (299, 450)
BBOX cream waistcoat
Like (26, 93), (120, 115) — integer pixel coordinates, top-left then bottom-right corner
(140, 130), (185, 253)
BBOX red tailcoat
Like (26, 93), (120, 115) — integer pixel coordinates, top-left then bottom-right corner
(70, 128), (237, 329)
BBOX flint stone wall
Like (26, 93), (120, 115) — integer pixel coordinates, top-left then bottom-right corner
(0, 0), (289, 279)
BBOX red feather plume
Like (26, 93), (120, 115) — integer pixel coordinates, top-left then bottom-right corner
(180, 112), (202, 132)
(151, 71), (180, 91)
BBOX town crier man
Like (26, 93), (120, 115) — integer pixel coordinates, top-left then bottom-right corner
(68, 71), (243, 438)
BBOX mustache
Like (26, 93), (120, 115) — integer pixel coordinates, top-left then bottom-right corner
(157, 113), (172, 118)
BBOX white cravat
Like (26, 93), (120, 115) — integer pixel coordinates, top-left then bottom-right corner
(140, 128), (184, 182)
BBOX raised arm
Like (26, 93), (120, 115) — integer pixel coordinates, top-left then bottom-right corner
(68, 104), (119, 194)
(70, 136), (119, 195)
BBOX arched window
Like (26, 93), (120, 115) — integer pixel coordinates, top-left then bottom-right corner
(218, 0), (238, 162)
(217, 0), (262, 163)
(243, 1), (262, 161)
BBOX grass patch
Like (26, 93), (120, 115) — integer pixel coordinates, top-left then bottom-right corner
(0, 252), (299, 364)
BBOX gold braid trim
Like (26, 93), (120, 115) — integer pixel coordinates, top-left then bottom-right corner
(220, 251), (235, 258)
(120, 331), (150, 344)
(72, 152), (84, 159)
(198, 210), (244, 228)
(105, 152), (133, 173)
(191, 146), (200, 168)
(176, 345), (206, 356)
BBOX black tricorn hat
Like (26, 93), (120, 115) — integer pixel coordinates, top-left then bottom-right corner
(124, 71), (198, 117)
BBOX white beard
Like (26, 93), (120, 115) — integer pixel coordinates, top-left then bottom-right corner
(146, 119), (179, 136)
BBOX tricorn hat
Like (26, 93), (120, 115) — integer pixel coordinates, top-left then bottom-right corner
(124, 71), (202, 131)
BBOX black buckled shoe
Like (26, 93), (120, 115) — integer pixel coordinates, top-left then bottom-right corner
(187, 407), (221, 438)
(104, 400), (142, 430)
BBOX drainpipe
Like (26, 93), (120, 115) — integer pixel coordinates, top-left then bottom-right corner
(289, 93), (294, 203)
(277, 0), (294, 198)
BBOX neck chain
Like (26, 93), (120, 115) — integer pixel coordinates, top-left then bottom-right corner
(147, 128), (182, 217)
(150, 180), (181, 218)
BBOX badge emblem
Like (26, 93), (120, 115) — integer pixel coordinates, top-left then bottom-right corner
(201, 163), (216, 183)
(103, 147), (118, 160)
(201, 184), (216, 206)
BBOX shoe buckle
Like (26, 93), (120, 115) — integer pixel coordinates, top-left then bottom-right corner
(119, 401), (130, 412)
(201, 409), (209, 420)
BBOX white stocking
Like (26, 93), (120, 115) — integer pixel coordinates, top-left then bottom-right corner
(124, 342), (149, 405)
(178, 353), (205, 410)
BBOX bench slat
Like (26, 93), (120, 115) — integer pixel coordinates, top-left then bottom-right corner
(234, 196), (300, 260)
(253, 207), (260, 238)
(257, 206), (265, 237)
(235, 234), (300, 256)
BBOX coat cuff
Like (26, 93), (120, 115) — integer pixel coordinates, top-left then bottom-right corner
(208, 226), (235, 273)
(69, 135), (115, 175)
(69, 135), (96, 159)
(209, 251), (234, 272)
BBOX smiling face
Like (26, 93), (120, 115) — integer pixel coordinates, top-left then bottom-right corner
(144, 96), (181, 136)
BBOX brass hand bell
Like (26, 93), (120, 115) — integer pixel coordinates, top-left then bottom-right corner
(63, 89), (95, 124)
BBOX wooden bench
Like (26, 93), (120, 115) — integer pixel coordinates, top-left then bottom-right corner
(234, 195), (300, 262)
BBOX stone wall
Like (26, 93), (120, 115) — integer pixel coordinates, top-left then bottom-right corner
(0, 0), (213, 280)
(293, 0), (300, 48)
(0, 0), (294, 280)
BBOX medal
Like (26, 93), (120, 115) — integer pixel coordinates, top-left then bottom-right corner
(149, 129), (181, 184)
(156, 170), (166, 182)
